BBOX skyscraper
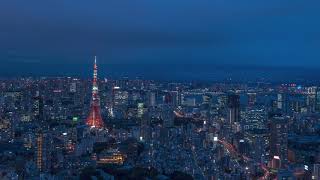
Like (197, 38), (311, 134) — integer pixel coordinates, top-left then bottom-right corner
(147, 91), (156, 107)
(36, 131), (43, 172)
(315, 88), (320, 112)
(86, 56), (104, 129)
(313, 164), (320, 180)
(269, 116), (288, 168)
(277, 93), (288, 113)
(32, 91), (44, 123)
(277, 93), (283, 110)
(227, 94), (240, 124)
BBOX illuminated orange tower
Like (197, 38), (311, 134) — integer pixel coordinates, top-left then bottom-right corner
(86, 56), (104, 128)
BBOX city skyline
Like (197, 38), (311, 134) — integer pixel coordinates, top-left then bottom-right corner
(1, 62), (320, 83)
(1, 58), (320, 179)
(1, 1), (320, 180)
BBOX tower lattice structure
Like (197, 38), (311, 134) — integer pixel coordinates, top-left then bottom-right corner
(86, 56), (104, 128)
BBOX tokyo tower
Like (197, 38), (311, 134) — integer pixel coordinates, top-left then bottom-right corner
(86, 56), (104, 128)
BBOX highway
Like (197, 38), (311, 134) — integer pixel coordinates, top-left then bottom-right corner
(218, 139), (270, 180)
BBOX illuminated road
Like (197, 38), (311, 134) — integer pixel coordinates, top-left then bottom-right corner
(174, 110), (184, 118)
(173, 112), (270, 179)
(218, 139), (270, 180)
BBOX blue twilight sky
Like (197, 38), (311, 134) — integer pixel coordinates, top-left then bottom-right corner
(0, 0), (320, 78)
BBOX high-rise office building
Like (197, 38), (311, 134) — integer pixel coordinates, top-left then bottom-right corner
(269, 116), (288, 168)
(306, 87), (317, 112)
(36, 131), (44, 172)
(177, 88), (182, 106)
(315, 88), (320, 112)
(170, 91), (178, 107)
(137, 103), (145, 118)
(227, 94), (240, 124)
(277, 93), (288, 113)
(32, 91), (44, 123)
(312, 164), (320, 180)
(148, 91), (156, 107)
(277, 94), (282, 110)
(70, 82), (77, 93)
(160, 104), (174, 128)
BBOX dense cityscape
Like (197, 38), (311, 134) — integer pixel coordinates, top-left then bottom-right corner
(0, 57), (319, 180)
